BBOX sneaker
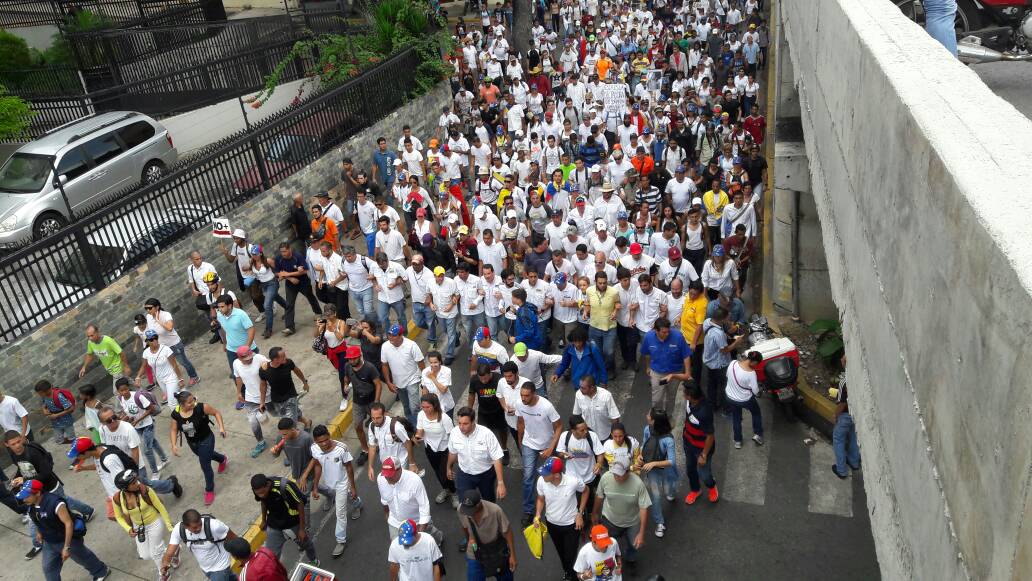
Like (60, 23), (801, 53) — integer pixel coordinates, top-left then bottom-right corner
(521, 513), (534, 528)
(708, 486), (720, 503)
(170, 475), (183, 499)
(204, 491), (215, 505)
(435, 490), (450, 504)
(332, 542), (347, 557)
(234, 401), (245, 410)
(339, 398), (349, 412)
(283, 456), (291, 467)
(250, 440), (268, 458)
(189, 377), (200, 386)
(309, 559), (321, 567)
(24, 546), (41, 560)
(20, 514), (29, 524)
(654, 523), (666, 538)
(831, 465), (848, 479)
(665, 494), (675, 502)
(282, 328), (296, 336)
(348, 497), (363, 520)
(734, 441), (743, 449)
(94, 570), (111, 581)
(209, 334), (221, 344)
(262, 329), (272, 339)
(752, 434), (764, 446)
(255, 312), (266, 323)
(156, 460), (168, 473)
(848, 462), (861, 471)
(684, 491), (702, 505)
(432, 528), (444, 545)
(355, 451), (368, 466)
(417, 468), (426, 478)
(218, 458), (228, 474)
(450, 494), (459, 509)
(145, 383), (155, 392)
(83, 510), (96, 523)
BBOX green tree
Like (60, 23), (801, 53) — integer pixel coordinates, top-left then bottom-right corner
(0, 84), (33, 141)
(0, 30), (33, 70)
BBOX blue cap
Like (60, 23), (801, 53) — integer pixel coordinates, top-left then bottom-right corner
(538, 456), (564, 476)
(712, 245), (725, 257)
(642, 128), (651, 135)
(388, 324), (403, 337)
(15, 480), (42, 501)
(675, 165), (686, 173)
(144, 329), (159, 340)
(555, 273), (567, 285)
(398, 519), (418, 546)
(733, 156), (743, 165)
(474, 326), (490, 341)
(496, 126), (504, 135)
(617, 210), (629, 220)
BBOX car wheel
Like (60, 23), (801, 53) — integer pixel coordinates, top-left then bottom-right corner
(142, 161), (166, 185)
(33, 213), (67, 241)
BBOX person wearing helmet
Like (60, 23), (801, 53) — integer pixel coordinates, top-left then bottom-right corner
(111, 468), (173, 579)
(202, 271), (238, 345)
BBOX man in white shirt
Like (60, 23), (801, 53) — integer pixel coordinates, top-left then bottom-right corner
(186, 251), (218, 313)
(447, 407), (507, 502)
(477, 229), (508, 275)
(366, 402), (416, 480)
(454, 263), (486, 346)
(656, 247), (700, 292)
(377, 456), (443, 543)
(0, 390), (30, 439)
(380, 326), (426, 426)
(428, 267), (461, 364)
(304, 425), (362, 557)
(511, 342), (563, 396)
(386, 519), (443, 580)
(233, 346), (273, 458)
(338, 246), (376, 320)
(516, 382), (562, 523)
(479, 264), (508, 342)
(372, 254), (408, 338)
(572, 375), (621, 441)
(629, 276), (668, 337)
(374, 217), (410, 264)
(406, 254), (438, 344)
(163, 510), (237, 579)
(551, 273), (581, 346)
(618, 243), (655, 285)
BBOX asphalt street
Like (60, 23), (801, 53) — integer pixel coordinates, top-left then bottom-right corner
(281, 330), (880, 581)
(972, 62), (1032, 121)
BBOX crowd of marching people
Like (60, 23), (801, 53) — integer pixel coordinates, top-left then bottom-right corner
(0, 0), (865, 580)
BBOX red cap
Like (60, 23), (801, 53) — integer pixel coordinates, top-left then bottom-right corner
(668, 247), (682, 260)
(590, 524), (614, 547)
(381, 456), (400, 477)
(345, 345), (362, 359)
(629, 242), (643, 255)
(235, 345), (253, 357)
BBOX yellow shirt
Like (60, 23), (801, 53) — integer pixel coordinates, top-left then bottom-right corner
(587, 286), (621, 331)
(703, 189), (729, 220)
(680, 294), (709, 347)
(112, 487), (172, 533)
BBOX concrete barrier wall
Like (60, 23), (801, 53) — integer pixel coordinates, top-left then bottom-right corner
(779, 0), (1032, 579)
(0, 81), (449, 415)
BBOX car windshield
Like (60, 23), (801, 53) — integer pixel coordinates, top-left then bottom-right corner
(0, 153), (53, 194)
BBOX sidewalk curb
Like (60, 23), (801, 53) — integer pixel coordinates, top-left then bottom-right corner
(233, 404), (354, 572)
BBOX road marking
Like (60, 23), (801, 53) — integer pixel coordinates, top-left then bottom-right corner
(807, 440), (854, 517)
(718, 399), (772, 505)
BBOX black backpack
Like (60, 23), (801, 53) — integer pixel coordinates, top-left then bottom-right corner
(365, 415), (415, 443)
(178, 514), (225, 549)
(562, 429), (599, 456)
(99, 446), (139, 473)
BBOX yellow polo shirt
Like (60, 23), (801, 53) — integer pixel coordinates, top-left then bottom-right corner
(680, 294), (709, 348)
(587, 286), (620, 331)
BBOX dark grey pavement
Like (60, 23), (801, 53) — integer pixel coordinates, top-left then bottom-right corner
(972, 62), (1032, 121)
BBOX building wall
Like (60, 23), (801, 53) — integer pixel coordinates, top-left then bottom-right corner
(780, 0), (1032, 579)
(0, 81), (450, 411)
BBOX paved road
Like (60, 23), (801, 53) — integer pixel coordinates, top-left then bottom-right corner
(972, 62), (1032, 120)
(279, 332), (880, 580)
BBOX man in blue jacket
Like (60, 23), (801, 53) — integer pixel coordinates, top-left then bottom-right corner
(508, 289), (544, 350)
(552, 326), (608, 388)
(641, 317), (693, 409)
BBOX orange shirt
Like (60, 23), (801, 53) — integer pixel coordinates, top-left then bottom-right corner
(312, 217), (339, 251)
(631, 155), (655, 176)
(596, 57), (613, 81)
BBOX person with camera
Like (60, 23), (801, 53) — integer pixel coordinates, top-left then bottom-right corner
(16, 478), (111, 580)
(458, 489), (517, 581)
(701, 306), (748, 416)
(111, 469), (172, 579)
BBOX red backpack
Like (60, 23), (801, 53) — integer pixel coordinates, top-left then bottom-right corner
(51, 387), (76, 411)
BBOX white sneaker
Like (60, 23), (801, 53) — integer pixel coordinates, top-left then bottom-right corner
(339, 398), (349, 412)
(451, 495), (460, 509)
(734, 441), (743, 449)
(254, 312), (265, 323)
(654, 524), (666, 538)
(156, 460), (167, 473)
(752, 434), (764, 446)
(418, 468), (426, 478)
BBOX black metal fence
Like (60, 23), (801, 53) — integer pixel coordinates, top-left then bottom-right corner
(0, 47), (423, 343)
(0, 0), (60, 27)
(0, 0), (221, 28)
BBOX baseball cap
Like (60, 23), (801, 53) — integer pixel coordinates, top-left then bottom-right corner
(691, 197), (703, 206)
(398, 518), (418, 546)
(668, 247), (682, 260)
(601, 182), (615, 192)
(232, 228), (247, 239)
(345, 345), (362, 359)
(249, 243), (263, 256)
(478, 166), (489, 175)
(474, 326), (490, 341)
(642, 127), (651, 135)
(381, 456), (401, 477)
(144, 329), (159, 341)
(235, 345), (253, 358)
(675, 165), (686, 173)
(617, 210), (629, 220)
(67, 436), (95, 459)
(609, 458), (630, 476)
(555, 272), (567, 285)
(575, 197), (586, 207)
(15, 479), (43, 501)
(513, 342), (528, 357)
(421, 233), (434, 247)
(388, 324), (404, 337)
(459, 489), (483, 516)
(433, 266), (446, 276)
(594, 219), (607, 232)
(538, 456), (564, 476)
(416, 207), (427, 217)
(629, 242), (643, 255)
(590, 165), (601, 174)
(448, 213), (460, 224)
(458, 225), (470, 235)
(712, 245), (725, 257)
(590, 524), (614, 548)
(566, 225), (578, 235)
(505, 210), (518, 219)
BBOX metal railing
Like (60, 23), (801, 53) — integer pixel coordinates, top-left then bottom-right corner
(0, 0), (60, 27)
(0, 47), (422, 344)
(0, 0), (219, 28)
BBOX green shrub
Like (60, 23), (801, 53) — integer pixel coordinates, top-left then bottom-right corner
(0, 84), (33, 141)
(0, 30), (33, 70)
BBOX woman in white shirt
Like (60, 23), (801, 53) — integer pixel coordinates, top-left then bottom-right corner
(415, 393), (457, 507)
(136, 329), (185, 407)
(700, 246), (740, 300)
(602, 422), (641, 472)
(419, 351), (455, 415)
(250, 245), (287, 339)
(725, 351), (765, 448)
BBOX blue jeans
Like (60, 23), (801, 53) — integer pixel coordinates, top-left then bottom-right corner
(833, 413), (860, 473)
(466, 556), (514, 581)
(462, 312), (487, 344)
(261, 279), (288, 332)
(52, 483), (94, 518)
(455, 467), (498, 503)
(138, 467), (175, 495)
(412, 302), (438, 342)
(169, 341), (198, 380)
(189, 433), (227, 492)
(351, 286), (375, 321)
(205, 568), (237, 581)
(437, 315), (460, 359)
(729, 397), (764, 443)
(589, 326), (616, 368)
(396, 381), (420, 426)
(683, 438), (716, 492)
(41, 538), (108, 581)
(485, 313), (507, 341)
(137, 424), (168, 473)
(924, 0), (958, 55)
(377, 299), (408, 337)
(520, 444), (544, 515)
(364, 231), (377, 257)
(644, 470), (673, 525)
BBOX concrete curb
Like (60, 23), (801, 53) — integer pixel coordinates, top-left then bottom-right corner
(233, 401), (355, 572)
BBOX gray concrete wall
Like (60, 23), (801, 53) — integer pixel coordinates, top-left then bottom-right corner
(0, 81), (449, 414)
(780, 0), (1032, 579)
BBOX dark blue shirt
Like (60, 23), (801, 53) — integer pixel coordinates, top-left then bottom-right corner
(372, 150), (397, 187)
(274, 251), (309, 282)
(640, 329), (692, 374)
(30, 492), (79, 543)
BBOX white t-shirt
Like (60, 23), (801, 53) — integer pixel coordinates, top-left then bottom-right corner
(143, 344), (178, 384)
(575, 541), (623, 581)
(373, 261), (408, 304)
(405, 266), (435, 305)
(429, 277), (460, 320)
(342, 255), (375, 292)
(556, 430), (604, 484)
(0, 395), (30, 435)
(402, 149), (425, 176)
(169, 517), (233, 573)
(146, 310), (182, 347)
(186, 261), (217, 294)
(536, 474), (585, 525)
(726, 360), (761, 403)
(572, 388), (621, 440)
(448, 424), (503, 475)
(310, 440), (354, 489)
(233, 354), (271, 403)
(496, 375), (527, 429)
(471, 340), (509, 370)
(95, 452), (125, 497)
(117, 390), (159, 430)
(416, 410), (454, 452)
(633, 288), (668, 333)
(513, 351), (562, 389)
(381, 338), (425, 387)
(477, 241), (507, 274)
(100, 420), (141, 457)
(387, 532), (442, 581)
(602, 436), (640, 467)
(368, 417), (411, 466)
(516, 397), (561, 450)
(376, 230), (408, 263)
(420, 366), (455, 413)
(356, 200), (379, 234)
(377, 470), (431, 527)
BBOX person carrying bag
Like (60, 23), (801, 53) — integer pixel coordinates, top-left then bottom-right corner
(458, 489), (517, 580)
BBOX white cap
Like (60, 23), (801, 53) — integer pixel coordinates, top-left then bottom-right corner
(475, 205), (489, 219)
(594, 219), (607, 231)
(232, 228), (246, 239)
(589, 166), (601, 173)
(392, 159), (403, 166)
(505, 210), (518, 219)
(691, 197), (703, 206)
(448, 213), (460, 224)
